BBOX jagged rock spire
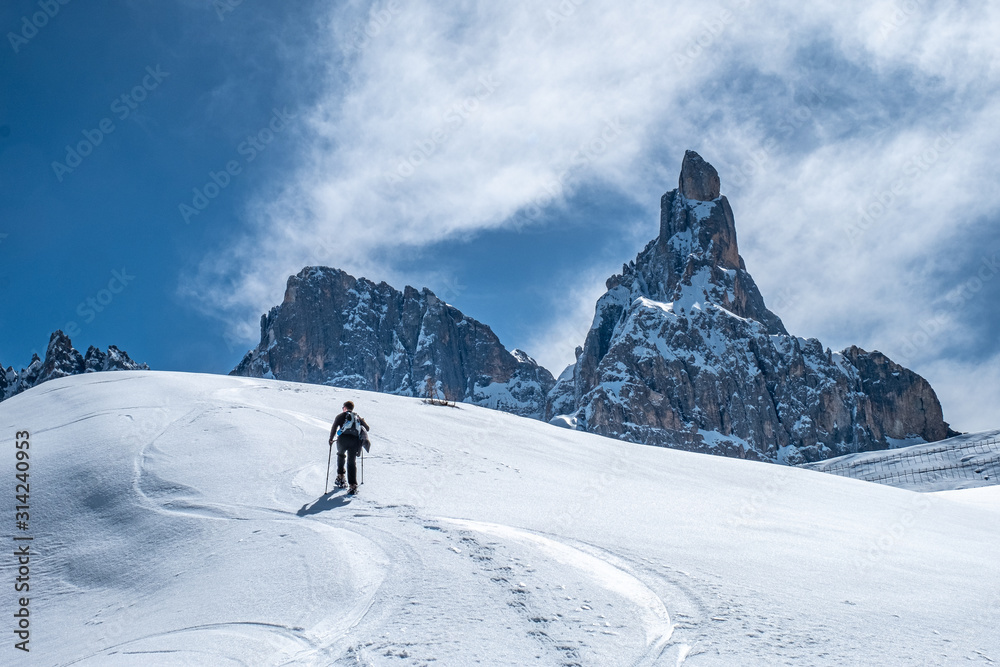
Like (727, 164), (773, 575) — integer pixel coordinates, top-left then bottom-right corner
(0, 332), (148, 402)
(652, 151), (785, 333)
(41, 330), (85, 381)
(548, 150), (951, 463)
(678, 150), (721, 201)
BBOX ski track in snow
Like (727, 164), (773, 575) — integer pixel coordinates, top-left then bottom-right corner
(218, 387), (702, 665)
(57, 405), (388, 665)
(119, 394), (420, 666)
(439, 518), (674, 651)
(113, 390), (694, 665)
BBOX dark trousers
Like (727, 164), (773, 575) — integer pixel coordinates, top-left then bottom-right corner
(336, 440), (360, 485)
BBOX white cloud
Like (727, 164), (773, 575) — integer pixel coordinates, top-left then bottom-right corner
(188, 0), (1000, 426)
(523, 265), (616, 376)
(922, 354), (1000, 434)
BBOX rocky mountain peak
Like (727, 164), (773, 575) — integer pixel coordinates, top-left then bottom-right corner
(592, 151), (788, 335)
(41, 330), (85, 381)
(548, 150), (951, 462)
(1, 332), (148, 402)
(678, 150), (721, 201)
(232, 266), (555, 418)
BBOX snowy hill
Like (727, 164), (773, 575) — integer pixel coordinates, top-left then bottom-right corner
(800, 430), (1000, 492)
(1, 371), (998, 665)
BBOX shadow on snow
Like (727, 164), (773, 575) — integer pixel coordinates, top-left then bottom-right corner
(296, 492), (353, 516)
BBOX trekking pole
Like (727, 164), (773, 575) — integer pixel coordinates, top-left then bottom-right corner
(361, 447), (365, 485)
(324, 442), (333, 494)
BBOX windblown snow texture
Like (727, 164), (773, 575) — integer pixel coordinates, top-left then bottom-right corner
(549, 151), (952, 462)
(0, 330), (147, 402)
(231, 267), (555, 418)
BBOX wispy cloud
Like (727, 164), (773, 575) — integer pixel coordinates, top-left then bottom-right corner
(524, 264), (620, 376)
(922, 354), (1000, 433)
(185, 0), (1000, 427)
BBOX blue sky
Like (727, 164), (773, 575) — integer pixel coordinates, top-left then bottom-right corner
(2, 0), (998, 431)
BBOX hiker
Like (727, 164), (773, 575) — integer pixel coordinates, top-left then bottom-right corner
(329, 400), (369, 495)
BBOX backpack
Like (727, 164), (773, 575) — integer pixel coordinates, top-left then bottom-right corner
(340, 411), (362, 438)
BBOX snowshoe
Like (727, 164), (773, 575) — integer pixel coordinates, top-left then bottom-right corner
(334, 475), (347, 489)
(348, 484), (359, 495)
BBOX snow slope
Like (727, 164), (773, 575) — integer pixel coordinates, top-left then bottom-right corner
(801, 430), (1000, 492)
(1, 371), (998, 666)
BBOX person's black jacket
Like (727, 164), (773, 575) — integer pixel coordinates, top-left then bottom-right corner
(330, 412), (369, 450)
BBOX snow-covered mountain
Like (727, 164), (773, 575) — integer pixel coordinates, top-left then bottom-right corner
(0, 330), (147, 402)
(1, 371), (997, 665)
(230, 152), (951, 464)
(549, 151), (953, 463)
(231, 266), (555, 418)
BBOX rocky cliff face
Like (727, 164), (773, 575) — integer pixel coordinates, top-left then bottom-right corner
(231, 267), (555, 419)
(1, 331), (148, 402)
(548, 151), (952, 462)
